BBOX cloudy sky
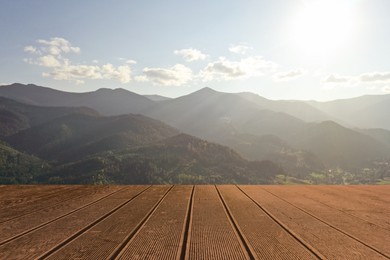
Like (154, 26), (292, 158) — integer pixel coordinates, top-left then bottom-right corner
(1, 0), (389, 100)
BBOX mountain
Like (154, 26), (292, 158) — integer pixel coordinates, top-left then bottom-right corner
(145, 87), (306, 141)
(3, 83), (390, 130)
(144, 94), (172, 101)
(357, 128), (390, 148)
(237, 92), (333, 123)
(0, 83), (155, 115)
(0, 84), (310, 140)
(2, 83), (390, 174)
(0, 108), (29, 137)
(144, 87), (390, 169)
(221, 133), (324, 177)
(5, 113), (179, 162)
(308, 94), (390, 130)
(0, 141), (48, 184)
(0, 96), (97, 137)
(1, 101), (283, 184)
(35, 134), (283, 184)
(289, 121), (390, 168)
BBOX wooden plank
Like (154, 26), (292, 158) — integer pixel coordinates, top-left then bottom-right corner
(0, 186), (85, 222)
(116, 185), (193, 260)
(218, 185), (318, 260)
(298, 185), (390, 230)
(239, 186), (388, 259)
(186, 185), (248, 260)
(263, 186), (390, 257)
(45, 185), (171, 260)
(0, 185), (70, 211)
(0, 185), (122, 243)
(0, 186), (149, 260)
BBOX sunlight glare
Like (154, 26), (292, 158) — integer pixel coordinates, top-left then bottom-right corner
(290, 0), (356, 58)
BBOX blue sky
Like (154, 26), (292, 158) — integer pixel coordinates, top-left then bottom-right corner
(1, 0), (389, 100)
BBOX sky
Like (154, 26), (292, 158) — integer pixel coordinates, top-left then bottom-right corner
(0, 0), (390, 101)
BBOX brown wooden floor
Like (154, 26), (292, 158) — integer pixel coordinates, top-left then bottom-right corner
(0, 185), (389, 259)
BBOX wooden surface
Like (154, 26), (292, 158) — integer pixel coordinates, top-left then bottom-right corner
(0, 185), (389, 260)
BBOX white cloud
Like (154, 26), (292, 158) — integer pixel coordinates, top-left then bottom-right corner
(320, 72), (390, 86)
(24, 37), (134, 84)
(125, 59), (137, 64)
(174, 48), (207, 62)
(42, 64), (132, 84)
(359, 72), (390, 83)
(38, 55), (61, 67)
(24, 45), (39, 54)
(118, 58), (137, 64)
(199, 56), (277, 81)
(136, 64), (192, 86)
(273, 69), (306, 81)
(229, 44), (253, 55)
(102, 64), (132, 83)
(42, 65), (101, 81)
(322, 74), (351, 84)
(36, 37), (80, 54)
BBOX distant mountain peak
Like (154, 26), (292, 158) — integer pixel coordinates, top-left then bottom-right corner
(185, 87), (221, 98)
(197, 87), (219, 93)
(95, 88), (124, 93)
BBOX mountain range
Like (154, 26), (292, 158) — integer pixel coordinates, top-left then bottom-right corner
(0, 83), (389, 184)
(0, 94), (282, 184)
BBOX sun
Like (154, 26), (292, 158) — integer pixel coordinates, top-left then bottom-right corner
(289, 0), (357, 58)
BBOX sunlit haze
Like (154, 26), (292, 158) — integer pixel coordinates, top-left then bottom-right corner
(1, 0), (389, 101)
(289, 0), (357, 57)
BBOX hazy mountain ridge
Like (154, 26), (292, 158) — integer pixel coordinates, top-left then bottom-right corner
(4, 112), (179, 162)
(2, 83), (389, 129)
(357, 128), (390, 148)
(145, 87), (307, 141)
(1, 83), (389, 184)
(0, 96), (98, 137)
(220, 133), (325, 177)
(0, 83), (155, 116)
(143, 94), (172, 101)
(308, 94), (390, 130)
(0, 97), (282, 184)
(289, 121), (390, 168)
(237, 92), (334, 123)
(142, 87), (390, 171)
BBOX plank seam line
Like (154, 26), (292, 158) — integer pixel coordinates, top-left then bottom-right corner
(177, 185), (194, 260)
(261, 187), (390, 259)
(0, 186), (78, 224)
(183, 186), (196, 260)
(236, 185), (325, 260)
(36, 185), (152, 260)
(0, 186), (128, 246)
(216, 185), (257, 260)
(108, 185), (174, 260)
(299, 187), (390, 232)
